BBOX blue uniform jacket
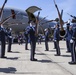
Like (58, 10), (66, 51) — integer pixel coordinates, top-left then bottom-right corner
(54, 28), (60, 41)
(72, 28), (76, 40)
(7, 31), (12, 38)
(45, 31), (49, 41)
(65, 29), (73, 41)
(0, 26), (7, 41)
(24, 30), (28, 39)
(28, 26), (36, 42)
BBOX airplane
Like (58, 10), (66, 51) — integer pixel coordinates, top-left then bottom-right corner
(0, 0), (66, 37)
(1, 7), (56, 34)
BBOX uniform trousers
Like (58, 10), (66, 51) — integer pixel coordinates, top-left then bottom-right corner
(66, 40), (71, 52)
(25, 38), (28, 50)
(1, 40), (6, 57)
(30, 40), (36, 60)
(55, 41), (60, 55)
(45, 40), (49, 51)
(70, 40), (76, 62)
(8, 38), (12, 52)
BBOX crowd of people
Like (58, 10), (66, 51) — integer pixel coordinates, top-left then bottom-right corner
(23, 20), (76, 64)
(0, 19), (76, 65)
(0, 25), (12, 58)
(0, 0), (76, 65)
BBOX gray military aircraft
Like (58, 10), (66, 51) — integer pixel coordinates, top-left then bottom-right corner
(2, 8), (55, 34)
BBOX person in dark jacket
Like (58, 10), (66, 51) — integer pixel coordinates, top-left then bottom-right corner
(24, 29), (29, 50)
(69, 22), (76, 64)
(53, 23), (60, 56)
(7, 28), (12, 52)
(64, 23), (73, 52)
(44, 28), (49, 51)
(0, 25), (7, 58)
(28, 21), (37, 61)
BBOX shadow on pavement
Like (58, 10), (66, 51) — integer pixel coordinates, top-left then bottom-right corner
(61, 55), (71, 57)
(36, 53), (46, 55)
(15, 72), (41, 74)
(0, 67), (17, 73)
(6, 57), (19, 60)
(9, 51), (20, 53)
(38, 59), (66, 64)
(38, 59), (52, 63)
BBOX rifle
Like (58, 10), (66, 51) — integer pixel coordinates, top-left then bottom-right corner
(0, 10), (17, 25)
(53, 0), (64, 30)
(0, 0), (8, 21)
(39, 25), (45, 34)
(41, 20), (54, 25)
(39, 16), (48, 23)
(35, 11), (40, 35)
(61, 10), (63, 19)
(67, 13), (76, 19)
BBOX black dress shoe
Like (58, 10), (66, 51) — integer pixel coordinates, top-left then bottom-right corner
(66, 51), (71, 53)
(33, 59), (37, 61)
(54, 54), (60, 56)
(8, 51), (12, 52)
(69, 61), (76, 64)
(25, 49), (29, 50)
(1, 56), (7, 58)
(30, 58), (37, 61)
(45, 50), (49, 51)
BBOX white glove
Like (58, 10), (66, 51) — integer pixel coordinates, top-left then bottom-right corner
(70, 39), (73, 43)
(9, 36), (12, 38)
(54, 40), (57, 42)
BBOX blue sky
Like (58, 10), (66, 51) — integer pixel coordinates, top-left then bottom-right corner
(0, 0), (76, 21)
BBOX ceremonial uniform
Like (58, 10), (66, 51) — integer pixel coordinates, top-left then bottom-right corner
(24, 29), (29, 50)
(69, 23), (76, 64)
(53, 24), (60, 56)
(7, 28), (12, 52)
(65, 24), (73, 52)
(53, 28), (56, 49)
(53, 42), (56, 49)
(28, 22), (37, 61)
(44, 29), (49, 51)
(0, 25), (7, 58)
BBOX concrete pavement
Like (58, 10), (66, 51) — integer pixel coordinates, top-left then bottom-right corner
(0, 41), (76, 75)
